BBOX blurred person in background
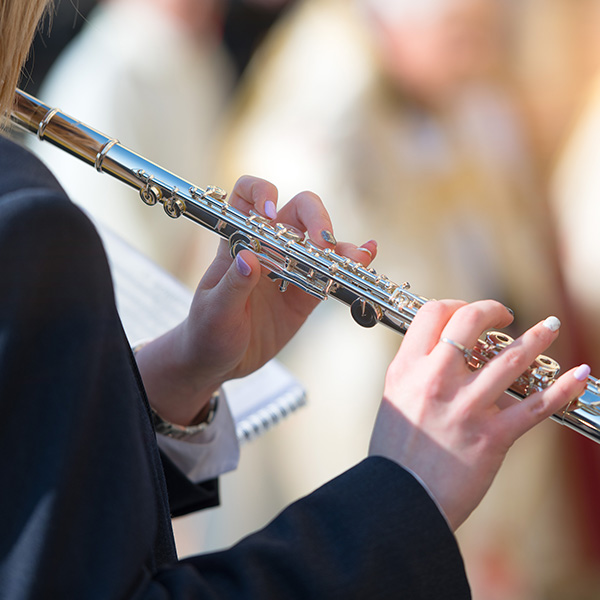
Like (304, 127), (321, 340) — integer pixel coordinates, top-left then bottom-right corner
(214, 0), (585, 598)
(220, 0), (561, 326)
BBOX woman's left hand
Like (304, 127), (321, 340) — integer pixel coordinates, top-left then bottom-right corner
(136, 176), (376, 425)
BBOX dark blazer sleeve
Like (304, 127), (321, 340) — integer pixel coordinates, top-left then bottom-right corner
(159, 452), (220, 516)
(148, 456), (471, 600)
(125, 348), (221, 516)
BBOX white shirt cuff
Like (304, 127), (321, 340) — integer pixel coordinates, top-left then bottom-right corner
(156, 388), (240, 483)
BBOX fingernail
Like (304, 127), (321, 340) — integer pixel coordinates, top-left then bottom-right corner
(505, 306), (514, 316)
(542, 316), (561, 332)
(321, 230), (337, 245)
(574, 364), (591, 382)
(356, 246), (373, 258)
(264, 200), (277, 220)
(235, 253), (252, 277)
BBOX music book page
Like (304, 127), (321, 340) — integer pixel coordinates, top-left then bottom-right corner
(96, 221), (306, 443)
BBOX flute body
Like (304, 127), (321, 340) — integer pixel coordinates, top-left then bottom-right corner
(11, 89), (600, 444)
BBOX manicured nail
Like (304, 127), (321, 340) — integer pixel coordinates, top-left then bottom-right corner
(542, 316), (561, 332)
(574, 364), (591, 382)
(264, 200), (277, 220)
(356, 246), (373, 258)
(235, 253), (252, 277)
(321, 230), (337, 245)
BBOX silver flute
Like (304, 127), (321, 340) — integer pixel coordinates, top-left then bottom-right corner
(10, 89), (600, 444)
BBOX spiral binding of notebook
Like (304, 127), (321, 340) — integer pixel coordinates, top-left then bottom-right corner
(234, 384), (307, 443)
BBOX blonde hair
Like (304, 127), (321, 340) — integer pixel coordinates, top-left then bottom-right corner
(0, 0), (50, 126)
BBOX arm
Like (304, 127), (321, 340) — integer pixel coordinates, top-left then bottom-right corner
(159, 457), (471, 599)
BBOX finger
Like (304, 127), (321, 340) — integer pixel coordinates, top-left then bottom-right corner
(275, 191), (336, 249)
(495, 364), (590, 442)
(469, 316), (562, 405)
(436, 300), (515, 363)
(229, 175), (279, 220)
(196, 239), (234, 291)
(440, 300), (515, 347)
(400, 299), (467, 359)
(209, 248), (262, 313)
(335, 239), (378, 267)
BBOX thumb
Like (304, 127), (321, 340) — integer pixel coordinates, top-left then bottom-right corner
(213, 249), (262, 311)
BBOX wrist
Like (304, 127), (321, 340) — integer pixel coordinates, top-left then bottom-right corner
(133, 333), (224, 426)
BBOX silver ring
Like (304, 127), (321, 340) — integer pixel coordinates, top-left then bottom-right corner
(440, 337), (472, 362)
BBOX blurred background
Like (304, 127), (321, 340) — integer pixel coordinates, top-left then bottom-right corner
(19, 0), (600, 598)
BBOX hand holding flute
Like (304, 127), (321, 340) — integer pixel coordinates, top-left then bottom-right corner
(371, 300), (590, 530)
(135, 175), (377, 427)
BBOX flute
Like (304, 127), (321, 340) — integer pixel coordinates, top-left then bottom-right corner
(11, 88), (600, 444)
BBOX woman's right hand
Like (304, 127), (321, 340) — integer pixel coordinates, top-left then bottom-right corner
(369, 299), (590, 530)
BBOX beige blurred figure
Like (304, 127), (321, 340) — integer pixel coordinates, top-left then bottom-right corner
(29, 0), (232, 287)
(220, 0), (560, 319)
(214, 0), (582, 598)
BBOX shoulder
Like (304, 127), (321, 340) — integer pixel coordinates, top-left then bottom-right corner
(0, 134), (65, 197)
(0, 134), (89, 228)
(0, 134), (94, 227)
(0, 135), (108, 276)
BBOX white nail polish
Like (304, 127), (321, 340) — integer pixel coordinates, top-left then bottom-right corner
(264, 200), (277, 220)
(574, 364), (591, 382)
(543, 316), (561, 332)
(356, 247), (373, 258)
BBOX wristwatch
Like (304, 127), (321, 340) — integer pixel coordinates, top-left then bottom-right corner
(151, 391), (219, 440)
